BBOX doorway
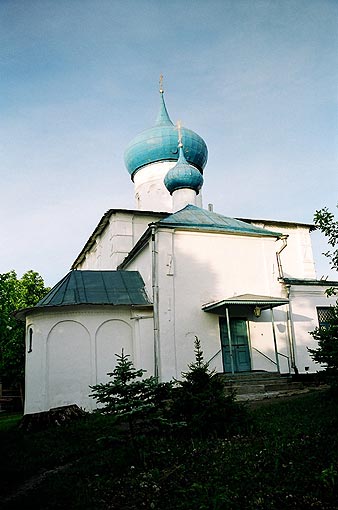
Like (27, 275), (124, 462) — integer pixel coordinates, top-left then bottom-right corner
(219, 318), (251, 373)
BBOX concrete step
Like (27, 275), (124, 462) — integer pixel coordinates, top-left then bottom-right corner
(225, 382), (304, 395)
(219, 371), (306, 400)
(224, 377), (290, 387)
(222, 371), (282, 379)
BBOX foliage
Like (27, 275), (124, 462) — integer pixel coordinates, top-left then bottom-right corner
(309, 306), (338, 390)
(0, 270), (50, 387)
(314, 205), (338, 276)
(170, 336), (248, 437)
(2, 391), (338, 509)
(90, 349), (173, 441)
(309, 205), (338, 389)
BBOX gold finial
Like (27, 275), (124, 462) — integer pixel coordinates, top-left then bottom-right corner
(159, 74), (164, 94)
(176, 120), (183, 147)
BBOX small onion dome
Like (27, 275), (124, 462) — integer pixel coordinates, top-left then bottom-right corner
(124, 92), (208, 180)
(164, 146), (204, 195)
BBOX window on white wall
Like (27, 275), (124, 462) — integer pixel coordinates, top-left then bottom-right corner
(317, 307), (334, 328)
(28, 328), (33, 353)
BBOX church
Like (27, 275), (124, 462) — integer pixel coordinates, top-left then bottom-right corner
(18, 84), (337, 415)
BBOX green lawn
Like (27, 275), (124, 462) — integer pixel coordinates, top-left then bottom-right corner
(1, 391), (338, 509)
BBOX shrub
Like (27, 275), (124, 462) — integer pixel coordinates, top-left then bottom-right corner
(170, 336), (248, 437)
(309, 305), (338, 391)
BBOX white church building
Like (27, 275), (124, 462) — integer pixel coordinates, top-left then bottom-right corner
(18, 87), (337, 415)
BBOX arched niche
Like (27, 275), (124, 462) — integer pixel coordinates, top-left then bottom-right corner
(95, 319), (133, 384)
(47, 320), (91, 410)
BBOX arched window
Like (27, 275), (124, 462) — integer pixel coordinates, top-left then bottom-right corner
(28, 328), (33, 353)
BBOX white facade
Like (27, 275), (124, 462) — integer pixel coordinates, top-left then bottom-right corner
(23, 203), (337, 415)
(25, 306), (154, 414)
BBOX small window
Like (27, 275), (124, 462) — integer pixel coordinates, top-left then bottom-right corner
(317, 307), (334, 328)
(28, 328), (33, 353)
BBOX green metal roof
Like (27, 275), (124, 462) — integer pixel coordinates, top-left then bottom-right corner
(157, 205), (282, 237)
(35, 270), (151, 308)
(202, 294), (289, 314)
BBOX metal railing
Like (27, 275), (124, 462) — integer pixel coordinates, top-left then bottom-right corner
(207, 347), (291, 373)
(252, 347), (291, 373)
(207, 349), (222, 365)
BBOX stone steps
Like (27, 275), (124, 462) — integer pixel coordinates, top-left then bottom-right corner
(217, 371), (307, 401)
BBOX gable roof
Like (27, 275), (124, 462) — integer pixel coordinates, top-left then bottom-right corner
(157, 205), (282, 237)
(16, 270), (152, 319)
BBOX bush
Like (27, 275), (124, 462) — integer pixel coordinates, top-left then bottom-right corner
(309, 305), (338, 391)
(170, 336), (248, 437)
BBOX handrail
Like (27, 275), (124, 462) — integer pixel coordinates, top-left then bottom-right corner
(207, 348), (222, 365)
(207, 347), (291, 372)
(252, 347), (291, 373)
(252, 347), (277, 367)
(277, 351), (291, 373)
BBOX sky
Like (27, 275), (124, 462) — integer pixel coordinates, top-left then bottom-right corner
(1, 0), (337, 287)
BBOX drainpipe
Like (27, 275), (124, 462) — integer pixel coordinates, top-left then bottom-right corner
(276, 235), (288, 279)
(285, 284), (298, 375)
(275, 235), (298, 374)
(150, 224), (160, 379)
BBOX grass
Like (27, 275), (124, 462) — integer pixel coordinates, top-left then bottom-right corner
(1, 390), (338, 509)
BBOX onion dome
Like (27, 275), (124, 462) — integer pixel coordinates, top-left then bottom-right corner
(124, 91), (208, 180)
(164, 146), (204, 195)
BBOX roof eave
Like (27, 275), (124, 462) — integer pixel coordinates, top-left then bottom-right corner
(156, 223), (282, 238)
(15, 302), (154, 321)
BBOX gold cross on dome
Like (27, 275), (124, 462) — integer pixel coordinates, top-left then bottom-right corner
(159, 74), (164, 93)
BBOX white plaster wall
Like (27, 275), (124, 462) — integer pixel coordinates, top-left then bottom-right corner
(251, 222), (316, 279)
(248, 309), (290, 373)
(288, 285), (337, 373)
(24, 306), (154, 415)
(172, 188), (198, 211)
(124, 242), (153, 301)
(133, 162), (175, 212)
(96, 319), (133, 384)
(133, 161), (204, 212)
(76, 211), (162, 271)
(155, 229), (284, 380)
(47, 321), (92, 410)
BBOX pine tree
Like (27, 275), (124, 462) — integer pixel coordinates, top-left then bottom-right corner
(172, 336), (246, 437)
(90, 349), (160, 439)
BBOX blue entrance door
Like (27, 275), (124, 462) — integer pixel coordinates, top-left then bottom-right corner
(219, 318), (251, 372)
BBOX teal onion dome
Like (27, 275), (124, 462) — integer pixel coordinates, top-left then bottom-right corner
(164, 146), (204, 195)
(124, 92), (208, 180)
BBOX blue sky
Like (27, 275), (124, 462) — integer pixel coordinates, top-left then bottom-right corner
(1, 0), (337, 287)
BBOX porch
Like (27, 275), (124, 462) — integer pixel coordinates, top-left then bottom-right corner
(202, 294), (295, 375)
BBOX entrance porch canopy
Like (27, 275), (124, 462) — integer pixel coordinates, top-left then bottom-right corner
(202, 294), (289, 314)
(202, 294), (290, 374)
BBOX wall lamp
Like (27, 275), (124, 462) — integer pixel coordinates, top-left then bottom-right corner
(253, 306), (261, 318)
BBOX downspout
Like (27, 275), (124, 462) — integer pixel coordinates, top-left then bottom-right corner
(285, 284), (298, 375)
(150, 224), (160, 379)
(276, 235), (288, 279)
(275, 235), (298, 374)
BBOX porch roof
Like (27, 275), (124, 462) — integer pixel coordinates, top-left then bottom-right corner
(202, 294), (289, 314)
